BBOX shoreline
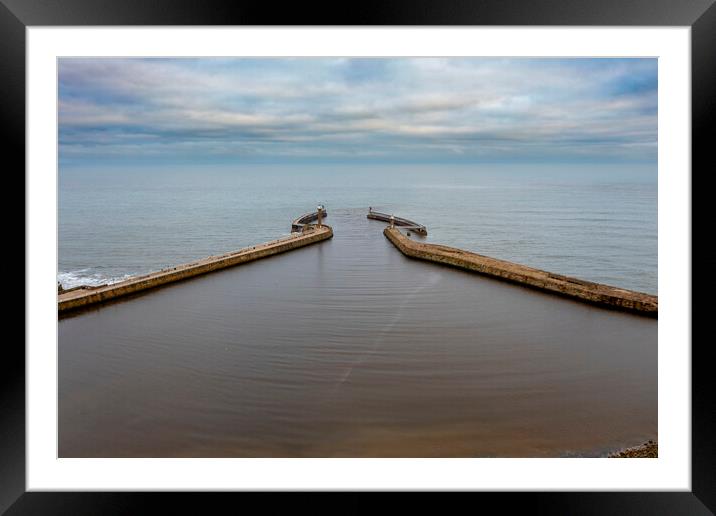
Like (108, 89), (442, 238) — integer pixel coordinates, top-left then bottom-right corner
(609, 440), (658, 458)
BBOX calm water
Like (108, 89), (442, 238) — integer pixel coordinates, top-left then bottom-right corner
(59, 164), (657, 294)
(59, 164), (657, 457)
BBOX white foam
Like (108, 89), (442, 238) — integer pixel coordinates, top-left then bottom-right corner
(57, 269), (134, 290)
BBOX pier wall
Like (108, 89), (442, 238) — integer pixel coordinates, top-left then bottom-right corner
(384, 227), (657, 317)
(59, 225), (333, 313)
(367, 210), (427, 235)
(292, 209), (327, 232)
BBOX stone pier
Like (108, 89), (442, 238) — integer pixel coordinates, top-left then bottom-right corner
(384, 226), (657, 317)
(59, 224), (333, 314)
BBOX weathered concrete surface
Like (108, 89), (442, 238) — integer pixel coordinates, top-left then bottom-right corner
(59, 225), (333, 313)
(384, 227), (657, 317)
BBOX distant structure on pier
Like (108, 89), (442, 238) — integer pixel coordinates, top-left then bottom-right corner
(317, 204), (325, 227)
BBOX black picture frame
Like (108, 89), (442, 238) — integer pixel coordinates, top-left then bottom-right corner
(7, 0), (714, 513)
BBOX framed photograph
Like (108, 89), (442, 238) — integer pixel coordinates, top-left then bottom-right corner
(9, 0), (713, 513)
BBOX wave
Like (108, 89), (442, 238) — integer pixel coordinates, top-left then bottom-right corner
(58, 269), (135, 290)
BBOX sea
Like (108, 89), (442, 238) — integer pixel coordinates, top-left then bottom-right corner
(58, 163), (657, 457)
(59, 163), (657, 294)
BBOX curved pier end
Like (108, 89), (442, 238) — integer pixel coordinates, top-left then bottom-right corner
(384, 227), (657, 317)
(59, 224), (333, 314)
(367, 209), (427, 236)
(292, 207), (328, 233)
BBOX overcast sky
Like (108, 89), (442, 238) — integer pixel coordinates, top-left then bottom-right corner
(58, 58), (657, 166)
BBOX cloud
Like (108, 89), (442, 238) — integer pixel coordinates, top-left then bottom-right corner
(58, 57), (657, 164)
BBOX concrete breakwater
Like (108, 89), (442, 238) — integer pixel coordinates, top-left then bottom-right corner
(58, 224), (333, 313)
(367, 209), (428, 236)
(292, 207), (327, 232)
(384, 227), (657, 317)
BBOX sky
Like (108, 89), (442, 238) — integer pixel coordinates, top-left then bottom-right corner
(58, 58), (657, 166)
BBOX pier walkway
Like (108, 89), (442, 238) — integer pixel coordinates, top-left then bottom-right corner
(59, 222), (332, 314)
(384, 225), (657, 317)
